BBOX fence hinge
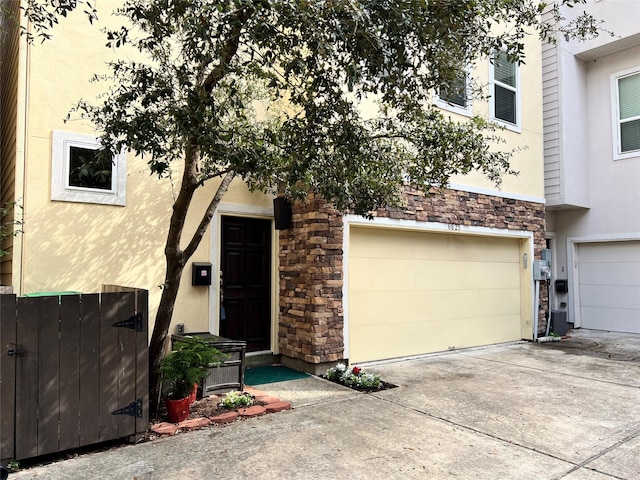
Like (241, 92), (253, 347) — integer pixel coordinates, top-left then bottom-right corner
(111, 398), (143, 418)
(111, 312), (143, 332)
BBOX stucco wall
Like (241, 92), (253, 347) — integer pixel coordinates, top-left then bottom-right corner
(448, 43), (545, 201)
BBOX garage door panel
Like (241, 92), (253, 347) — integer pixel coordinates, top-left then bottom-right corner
(577, 241), (640, 334)
(579, 242), (640, 262)
(350, 314), (522, 362)
(350, 288), (521, 328)
(579, 262), (640, 286)
(581, 307), (640, 334)
(349, 227), (523, 362)
(351, 228), (520, 263)
(579, 285), (640, 310)
(349, 258), (520, 292)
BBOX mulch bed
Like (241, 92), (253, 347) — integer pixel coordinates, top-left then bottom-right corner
(320, 377), (398, 393)
(154, 392), (266, 423)
(188, 395), (265, 419)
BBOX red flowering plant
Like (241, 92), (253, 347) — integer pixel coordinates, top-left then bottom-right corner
(324, 363), (382, 390)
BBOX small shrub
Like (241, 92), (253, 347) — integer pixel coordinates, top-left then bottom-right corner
(219, 391), (254, 409)
(325, 363), (382, 390)
(160, 338), (227, 400)
(325, 362), (347, 381)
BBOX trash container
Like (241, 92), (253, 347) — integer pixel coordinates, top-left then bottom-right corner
(550, 311), (568, 336)
(171, 332), (246, 396)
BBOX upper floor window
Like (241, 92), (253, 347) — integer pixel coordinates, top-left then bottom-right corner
(490, 51), (520, 129)
(613, 70), (640, 159)
(51, 130), (127, 206)
(435, 68), (472, 116)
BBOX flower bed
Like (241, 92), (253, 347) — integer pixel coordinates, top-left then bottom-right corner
(323, 363), (396, 392)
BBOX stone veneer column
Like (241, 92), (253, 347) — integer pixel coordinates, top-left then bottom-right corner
(278, 195), (344, 374)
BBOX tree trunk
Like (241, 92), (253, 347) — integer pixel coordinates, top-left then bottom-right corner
(148, 170), (236, 414)
(149, 258), (184, 413)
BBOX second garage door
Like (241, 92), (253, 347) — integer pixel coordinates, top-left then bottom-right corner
(348, 227), (524, 363)
(577, 241), (640, 334)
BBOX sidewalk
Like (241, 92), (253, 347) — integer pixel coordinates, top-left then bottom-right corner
(10, 330), (640, 479)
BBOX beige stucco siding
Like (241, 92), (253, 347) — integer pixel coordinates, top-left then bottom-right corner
(447, 39), (545, 200)
(348, 226), (523, 362)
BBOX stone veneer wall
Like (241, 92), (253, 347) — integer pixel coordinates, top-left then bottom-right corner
(278, 195), (345, 369)
(278, 187), (547, 370)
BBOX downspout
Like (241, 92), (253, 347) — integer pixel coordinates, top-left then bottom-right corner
(533, 279), (540, 341)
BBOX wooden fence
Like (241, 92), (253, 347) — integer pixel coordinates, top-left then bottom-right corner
(0, 290), (148, 463)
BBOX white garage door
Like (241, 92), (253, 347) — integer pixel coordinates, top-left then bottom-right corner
(577, 241), (640, 334)
(348, 227), (524, 363)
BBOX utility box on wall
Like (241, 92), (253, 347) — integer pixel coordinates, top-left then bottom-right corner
(192, 262), (212, 286)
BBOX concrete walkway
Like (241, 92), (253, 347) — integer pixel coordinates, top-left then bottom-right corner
(10, 330), (640, 479)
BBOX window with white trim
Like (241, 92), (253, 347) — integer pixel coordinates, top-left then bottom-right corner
(435, 67), (472, 116)
(613, 70), (640, 158)
(51, 130), (126, 206)
(490, 51), (519, 128)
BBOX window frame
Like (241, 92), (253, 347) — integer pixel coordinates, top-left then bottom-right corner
(434, 66), (473, 117)
(489, 51), (521, 132)
(611, 67), (640, 160)
(51, 130), (127, 206)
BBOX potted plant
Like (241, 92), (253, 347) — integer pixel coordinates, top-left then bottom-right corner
(159, 338), (227, 423)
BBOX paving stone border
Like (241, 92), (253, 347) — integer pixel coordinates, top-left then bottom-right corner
(150, 387), (292, 436)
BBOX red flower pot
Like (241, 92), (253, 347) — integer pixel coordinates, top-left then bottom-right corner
(188, 383), (198, 405)
(165, 396), (190, 423)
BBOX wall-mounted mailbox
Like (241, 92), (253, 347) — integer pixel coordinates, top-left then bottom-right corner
(555, 279), (568, 293)
(192, 262), (212, 286)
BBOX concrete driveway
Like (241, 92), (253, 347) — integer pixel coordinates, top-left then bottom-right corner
(10, 330), (640, 479)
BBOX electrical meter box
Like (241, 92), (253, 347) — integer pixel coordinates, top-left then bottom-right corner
(533, 259), (551, 281)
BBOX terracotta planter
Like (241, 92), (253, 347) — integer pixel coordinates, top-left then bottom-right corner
(165, 396), (190, 423)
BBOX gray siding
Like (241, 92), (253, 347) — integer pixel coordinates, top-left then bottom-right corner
(542, 39), (561, 202)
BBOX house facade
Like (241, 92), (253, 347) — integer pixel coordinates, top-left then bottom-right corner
(1, 4), (547, 373)
(543, 0), (640, 335)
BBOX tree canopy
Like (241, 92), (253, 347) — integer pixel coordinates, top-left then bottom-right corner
(74, 0), (601, 216)
(38, 0), (603, 408)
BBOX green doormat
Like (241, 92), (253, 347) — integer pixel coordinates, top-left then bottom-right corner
(244, 365), (309, 386)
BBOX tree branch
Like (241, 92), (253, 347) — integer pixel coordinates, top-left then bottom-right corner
(163, 143), (199, 265)
(183, 171), (236, 260)
(202, 6), (255, 94)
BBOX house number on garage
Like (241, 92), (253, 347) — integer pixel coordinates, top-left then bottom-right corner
(447, 224), (461, 231)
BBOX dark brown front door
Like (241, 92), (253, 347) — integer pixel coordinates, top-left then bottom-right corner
(220, 216), (271, 352)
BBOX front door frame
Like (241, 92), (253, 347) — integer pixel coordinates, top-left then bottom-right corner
(210, 203), (278, 354)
